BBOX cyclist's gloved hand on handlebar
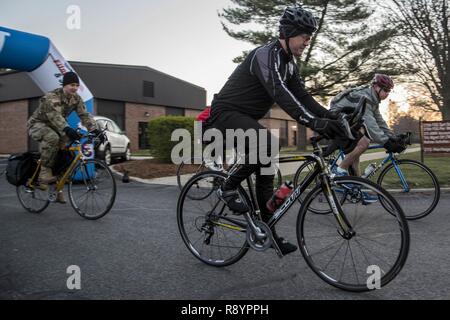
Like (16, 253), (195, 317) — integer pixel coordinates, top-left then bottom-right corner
(383, 137), (405, 153)
(64, 126), (81, 141)
(324, 106), (356, 120)
(90, 128), (106, 144)
(310, 118), (348, 140)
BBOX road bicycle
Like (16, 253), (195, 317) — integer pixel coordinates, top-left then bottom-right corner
(293, 132), (440, 220)
(177, 133), (410, 292)
(16, 131), (116, 220)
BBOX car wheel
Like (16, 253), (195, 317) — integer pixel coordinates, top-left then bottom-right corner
(104, 147), (112, 166)
(125, 145), (131, 161)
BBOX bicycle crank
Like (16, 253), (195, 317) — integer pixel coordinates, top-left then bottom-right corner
(47, 185), (57, 203)
(246, 221), (273, 252)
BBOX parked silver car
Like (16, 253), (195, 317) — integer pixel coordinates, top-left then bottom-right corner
(94, 116), (131, 165)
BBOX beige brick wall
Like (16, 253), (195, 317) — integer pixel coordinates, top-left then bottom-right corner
(269, 105), (292, 120)
(0, 100), (28, 154)
(185, 109), (202, 118)
(287, 120), (297, 146)
(125, 103), (165, 152)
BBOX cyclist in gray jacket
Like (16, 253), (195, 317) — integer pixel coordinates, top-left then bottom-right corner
(329, 74), (404, 177)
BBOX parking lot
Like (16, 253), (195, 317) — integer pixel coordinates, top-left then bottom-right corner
(1, 158), (450, 300)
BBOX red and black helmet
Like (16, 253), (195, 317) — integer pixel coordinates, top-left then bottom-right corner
(372, 74), (394, 91)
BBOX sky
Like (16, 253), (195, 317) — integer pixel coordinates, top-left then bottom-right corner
(0, 0), (254, 104)
(0, 0), (406, 115)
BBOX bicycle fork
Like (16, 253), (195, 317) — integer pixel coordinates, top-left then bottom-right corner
(321, 175), (355, 240)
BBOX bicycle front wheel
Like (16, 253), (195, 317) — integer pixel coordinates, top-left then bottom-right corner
(377, 159), (440, 220)
(297, 176), (410, 292)
(177, 171), (251, 267)
(68, 159), (116, 220)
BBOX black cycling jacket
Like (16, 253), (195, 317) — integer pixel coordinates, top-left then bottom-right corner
(210, 39), (327, 127)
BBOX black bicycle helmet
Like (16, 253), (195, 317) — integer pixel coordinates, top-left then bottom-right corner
(279, 4), (318, 39)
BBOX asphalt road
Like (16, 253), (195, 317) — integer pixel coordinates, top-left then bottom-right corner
(1, 159), (450, 300)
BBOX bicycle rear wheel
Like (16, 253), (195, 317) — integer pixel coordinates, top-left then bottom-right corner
(377, 159), (440, 220)
(68, 159), (116, 220)
(297, 176), (409, 292)
(177, 171), (251, 267)
(177, 156), (209, 191)
(17, 184), (50, 213)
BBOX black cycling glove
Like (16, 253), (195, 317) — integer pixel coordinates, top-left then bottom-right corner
(324, 106), (356, 120)
(64, 127), (81, 141)
(384, 137), (405, 153)
(310, 118), (347, 139)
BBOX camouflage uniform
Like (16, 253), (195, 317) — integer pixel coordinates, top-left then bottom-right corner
(330, 85), (394, 144)
(27, 88), (96, 168)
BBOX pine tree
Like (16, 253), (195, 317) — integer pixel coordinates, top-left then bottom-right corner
(219, 0), (400, 99)
(219, 0), (400, 149)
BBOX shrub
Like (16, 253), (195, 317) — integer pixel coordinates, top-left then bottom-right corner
(147, 116), (195, 163)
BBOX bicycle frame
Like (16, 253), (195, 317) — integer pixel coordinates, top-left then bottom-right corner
(219, 141), (355, 244)
(27, 141), (89, 193)
(329, 145), (411, 192)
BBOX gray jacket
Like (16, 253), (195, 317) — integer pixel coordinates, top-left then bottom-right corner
(329, 85), (393, 144)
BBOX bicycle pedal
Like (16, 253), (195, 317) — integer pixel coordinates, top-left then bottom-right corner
(47, 185), (57, 202)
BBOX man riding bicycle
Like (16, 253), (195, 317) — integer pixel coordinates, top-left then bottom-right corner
(207, 5), (352, 255)
(27, 71), (103, 203)
(329, 74), (405, 184)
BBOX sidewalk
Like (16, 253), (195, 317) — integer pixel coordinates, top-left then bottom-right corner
(111, 147), (422, 186)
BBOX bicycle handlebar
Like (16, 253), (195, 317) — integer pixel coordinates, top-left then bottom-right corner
(69, 128), (107, 147)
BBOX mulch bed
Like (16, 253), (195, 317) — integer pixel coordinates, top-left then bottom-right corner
(113, 159), (200, 180)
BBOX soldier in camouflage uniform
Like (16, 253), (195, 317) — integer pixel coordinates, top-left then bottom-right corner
(329, 74), (404, 177)
(27, 72), (99, 203)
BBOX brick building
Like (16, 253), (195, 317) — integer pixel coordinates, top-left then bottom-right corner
(0, 61), (306, 155)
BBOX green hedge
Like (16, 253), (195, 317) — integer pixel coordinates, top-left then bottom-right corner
(147, 116), (195, 163)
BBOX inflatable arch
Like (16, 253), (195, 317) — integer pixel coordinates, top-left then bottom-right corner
(0, 26), (94, 128)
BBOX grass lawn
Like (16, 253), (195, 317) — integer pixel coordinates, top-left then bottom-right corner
(131, 149), (152, 156)
(360, 151), (450, 188)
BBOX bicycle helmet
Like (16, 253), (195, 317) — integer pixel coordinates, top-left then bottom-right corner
(279, 4), (318, 39)
(372, 74), (394, 91)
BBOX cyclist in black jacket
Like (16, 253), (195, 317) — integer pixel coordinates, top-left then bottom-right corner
(208, 4), (350, 255)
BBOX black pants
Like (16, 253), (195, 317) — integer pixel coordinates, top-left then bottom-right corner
(210, 111), (278, 215)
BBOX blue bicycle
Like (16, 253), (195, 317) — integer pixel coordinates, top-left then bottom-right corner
(293, 132), (440, 220)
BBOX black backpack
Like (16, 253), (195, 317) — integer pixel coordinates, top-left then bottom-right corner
(53, 150), (75, 176)
(5, 152), (39, 186)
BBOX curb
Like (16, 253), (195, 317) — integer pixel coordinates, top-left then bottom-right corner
(109, 165), (450, 192)
(109, 165), (179, 186)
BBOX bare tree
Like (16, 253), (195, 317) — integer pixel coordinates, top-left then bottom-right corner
(385, 0), (450, 120)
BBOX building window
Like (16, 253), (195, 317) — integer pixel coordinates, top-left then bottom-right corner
(166, 107), (185, 116)
(96, 99), (125, 130)
(139, 122), (150, 149)
(143, 81), (154, 98)
(280, 120), (288, 147)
